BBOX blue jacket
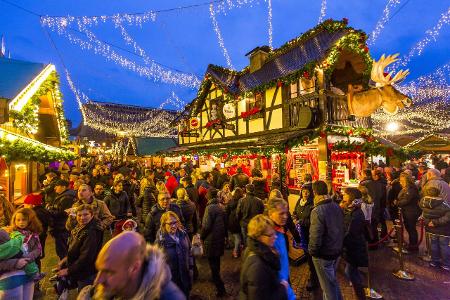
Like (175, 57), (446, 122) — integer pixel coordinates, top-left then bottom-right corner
(273, 229), (296, 300)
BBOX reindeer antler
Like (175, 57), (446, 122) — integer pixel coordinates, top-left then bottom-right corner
(371, 54), (409, 87)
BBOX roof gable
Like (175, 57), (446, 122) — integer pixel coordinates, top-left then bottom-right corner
(0, 57), (46, 100)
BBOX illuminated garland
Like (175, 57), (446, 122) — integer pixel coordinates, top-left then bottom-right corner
(267, 0), (273, 49)
(392, 7), (450, 70)
(209, 3), (234, 69)
(368, 0), (401, 46)
(8, 71), (69, 141)
(318, 0), (327, 24)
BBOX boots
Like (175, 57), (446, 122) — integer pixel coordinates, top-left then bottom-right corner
(352, 283), (366, 300)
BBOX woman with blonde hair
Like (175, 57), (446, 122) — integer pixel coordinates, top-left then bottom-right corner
(155, 211), (192, 298)
(240, 214), (287, 300)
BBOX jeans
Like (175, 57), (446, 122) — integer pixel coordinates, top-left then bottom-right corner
(51, 230), (69, 260)
(430, 233), (450, 267)
(312, 257), (343, 300)
(344, 264), (365, 300)
(207, 256), (225, 294)
(305, 252), (318, 286)
(232, 233), (241, 252)
(241, 226), (248, 246)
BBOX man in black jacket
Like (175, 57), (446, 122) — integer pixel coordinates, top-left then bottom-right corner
(181, 176), (199, 205)
(236, 184), (264, 244)
(309, 180), (344, 300)
(47, 179), (75, 259)
(230, 167), (250, 190)
(360, 169), (383, 245)
(144, 193), (184, 243)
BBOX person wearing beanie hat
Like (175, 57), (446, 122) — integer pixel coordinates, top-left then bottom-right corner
(46, 178), (76, 259)
(236, 184), (264, 245)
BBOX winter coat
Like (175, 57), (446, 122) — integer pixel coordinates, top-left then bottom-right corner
(309, 198), (344, 260)
(293, 198), (314, 246)
(360, 178), (383, 215)
(217, 190), (232, 205)
(67, 218), (103, 281)
(156, 229), (193, 296)
(201, 198), (226, 257)
(397, 185), (422, 216)
(66, 198), (114, 231)
(104, 191), (131, 219)
(144, 203), (184, 243)
(225, 196), (241, 233)
(271, 179), (289, 200)
(387, 179), (402, 207)
(136, 184), (158, 224)
(175, 200), (198, 235)
(342, 206), (368, 267)
(424, 177), (450, 204)
(419, 196), (450, 236)
(239, 237), (287, 300)
(252, 177), (268, 201)
(33, 205), (52, 234)
(78, 245), (185, 300)
(47, 189), (75, 232)
(230, 172), (250, 190)
(184, 184), (199, 205)
(216, 173), (230, 191)
(42, 180), (57, 206)
(237, 193), (264, 229)
(211, 168), (221, 189)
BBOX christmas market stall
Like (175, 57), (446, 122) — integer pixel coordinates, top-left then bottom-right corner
(174, 19), (411, 202)
(0, 56), (75, 203)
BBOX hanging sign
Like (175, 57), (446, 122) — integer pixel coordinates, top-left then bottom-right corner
(223, 103), (236, 119)
(190, 117), (200, 129)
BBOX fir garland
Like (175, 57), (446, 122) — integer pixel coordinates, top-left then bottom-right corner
(0, 137), (77, 163)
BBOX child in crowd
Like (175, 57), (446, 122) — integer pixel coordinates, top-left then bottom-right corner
(6, 208), (44, 280)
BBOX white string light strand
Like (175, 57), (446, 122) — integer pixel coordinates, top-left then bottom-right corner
(368, 0), (401, 46)
(392, 7), (450, 70)
(267, 0), (273, 49)
(209, 3), (234, 69)
(318, 0), (327, 24)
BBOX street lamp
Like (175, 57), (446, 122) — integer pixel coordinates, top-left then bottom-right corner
(386, 121), (399, 133)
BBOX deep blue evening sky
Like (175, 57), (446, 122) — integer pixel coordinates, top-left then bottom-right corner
(1, 0), (449, 126)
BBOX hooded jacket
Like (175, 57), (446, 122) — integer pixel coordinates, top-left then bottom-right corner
(104, 190), (131, 219)
(77, 245), (185, 300)
(236, 193), (264, 228)
(419, 196), (450, 236)
(424, 177), (450, 204)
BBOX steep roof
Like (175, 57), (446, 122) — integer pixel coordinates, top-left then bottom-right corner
(207, 28), (349, 94)
(0, 57), (46, 100)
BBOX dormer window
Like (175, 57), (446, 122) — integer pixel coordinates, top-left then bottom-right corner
(289, 77), (315, 98)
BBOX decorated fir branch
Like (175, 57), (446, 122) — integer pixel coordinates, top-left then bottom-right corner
(0, 136), (77, 163)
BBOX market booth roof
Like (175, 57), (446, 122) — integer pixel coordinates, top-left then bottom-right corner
(404, 134), (450, 153)
(0, 57), (46, 100)
(135, 137), (177, 156)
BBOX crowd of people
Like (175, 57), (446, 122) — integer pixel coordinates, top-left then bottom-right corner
(0, 154), (448, 299)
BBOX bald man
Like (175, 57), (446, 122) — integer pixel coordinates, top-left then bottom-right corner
(78, 231), (185, 300)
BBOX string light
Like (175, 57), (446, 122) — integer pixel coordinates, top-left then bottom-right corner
(267, 0), (273, 49)
(318, 0), (327, 24)
(209, 3), (234, 69)
(392, 7), (450, 70)
(368, 0), (401, 46)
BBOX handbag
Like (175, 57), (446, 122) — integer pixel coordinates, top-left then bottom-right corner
(191, 233), (203, 257)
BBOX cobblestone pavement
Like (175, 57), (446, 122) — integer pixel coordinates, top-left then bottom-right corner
(37, 233), (450, 300)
